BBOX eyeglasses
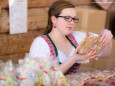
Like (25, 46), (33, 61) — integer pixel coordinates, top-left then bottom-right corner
(56, 16), (79, 23)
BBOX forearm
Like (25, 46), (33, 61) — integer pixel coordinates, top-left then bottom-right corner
(59, 56), (76, 74)
(100, 41), (112, 57)
(59, 50), (98, 74)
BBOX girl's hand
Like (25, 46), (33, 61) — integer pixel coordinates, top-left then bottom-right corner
(99, 29), (113, 46)
(73, 49), (97, 62)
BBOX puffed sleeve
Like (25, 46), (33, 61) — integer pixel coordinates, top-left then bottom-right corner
(71, 31), (86, 45)
(29, 36), (50, 58)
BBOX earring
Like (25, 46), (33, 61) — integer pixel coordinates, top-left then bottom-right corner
(53, 24), (56, 28)
(53, 25), (56, 28)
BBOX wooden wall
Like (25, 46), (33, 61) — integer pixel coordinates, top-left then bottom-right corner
(0, 0), (92, 63)
(0, 0), (114, 70)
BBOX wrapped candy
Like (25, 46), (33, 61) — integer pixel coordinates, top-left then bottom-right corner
(0, 60), (17, 86)
(66, 74), (84, 86)
(38, 71), (51, 86)
(76, 32), (105, 64)
(51, 68), (66, 86)
(76, 32), (105, 55)
(16, 57), (40, 86)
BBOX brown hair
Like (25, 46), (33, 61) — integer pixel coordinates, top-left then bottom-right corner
(44, 0), (75, 34)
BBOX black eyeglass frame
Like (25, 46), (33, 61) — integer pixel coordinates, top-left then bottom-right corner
(56, 16), (79, 23)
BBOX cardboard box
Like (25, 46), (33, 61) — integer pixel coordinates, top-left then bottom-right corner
(107, 58), (115, 69)
(69, 0), (92, 5)
(75, 6), (107, 33)
(106, 4), (115, 37)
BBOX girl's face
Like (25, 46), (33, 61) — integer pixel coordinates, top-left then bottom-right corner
(56, 8), (77, 35)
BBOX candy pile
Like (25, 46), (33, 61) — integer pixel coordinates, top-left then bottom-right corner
(0, 55), (66, 86)
(66, 69), (115, 86)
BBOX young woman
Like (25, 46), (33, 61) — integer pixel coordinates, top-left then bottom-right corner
(29, 0), (113, 74)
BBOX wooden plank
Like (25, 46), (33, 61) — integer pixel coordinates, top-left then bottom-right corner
(0, 53), (25, 64)
(28, 8), (48, 30)
(0, 30), (43, 55)
(0, 10), (9, 33)
(0, 0), (8, 9)
(28, 0), (49, 8)
(0, 6), (1, 14)
(0, 0), (92, 8)
(0, 8), (48, 33)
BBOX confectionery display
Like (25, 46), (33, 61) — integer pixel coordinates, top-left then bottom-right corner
(66, 69), (115, 86)
(0, 55), (67, 86)
(0, 55), (115, 86)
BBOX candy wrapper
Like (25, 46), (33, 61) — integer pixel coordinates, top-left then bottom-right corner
(66, 74), (84, 86)
(76, 32), (100, 55)
(50, 68), (67, 86)
(38, 72), (51, 86)
(76, 32), (105, 64)
(0, 60), (18, 86)
(16, 56), (41, 86)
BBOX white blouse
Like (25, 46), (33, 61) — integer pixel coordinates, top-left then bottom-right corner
(29, 31), (86, 63)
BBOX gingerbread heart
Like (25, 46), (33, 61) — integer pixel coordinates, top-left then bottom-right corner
(95, 0), (113, 10)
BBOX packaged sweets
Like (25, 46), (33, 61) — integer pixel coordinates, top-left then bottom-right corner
(76, 32), (104, 55)
(75, 32), (106, 64)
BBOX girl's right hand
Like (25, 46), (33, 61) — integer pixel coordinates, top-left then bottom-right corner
(73, 49), (98, 62)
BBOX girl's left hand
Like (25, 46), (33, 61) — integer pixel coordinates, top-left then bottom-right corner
(99, 29), (113, 46)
